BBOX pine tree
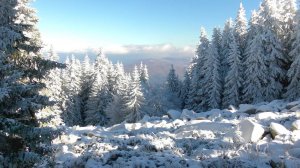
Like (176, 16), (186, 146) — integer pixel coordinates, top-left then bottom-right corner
(258, 0), (285, 101)
(139, 62), (150, 90)
(105, 72), (130, 125)
(234, 2), (248, 53)
(61, 55), (82, 126)
(79, 54), (93, 122)
(243, 11), (268, 103)
(186, 27), (210, 111)
(278, 0), (297, 81)
(285, 9), (300, 100)
(0, 0), (62, 166)
(222, 30), (242, 108)
(125, 66), (145, 123)
(166, 64), (180, 94)
(221, 19), (234, 77)
(203, 39), (222, 109)
(84, 51), (111, 125)
(40, 47), (63, 127)
(180, 71), (191, 108)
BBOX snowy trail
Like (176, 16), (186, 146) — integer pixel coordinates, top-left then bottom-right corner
(53, 100), (300, 168)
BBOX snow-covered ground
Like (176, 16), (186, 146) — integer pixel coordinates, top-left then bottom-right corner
(52, 99), (300, 168)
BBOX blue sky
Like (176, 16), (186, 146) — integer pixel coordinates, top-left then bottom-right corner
(32, 0), (262, 52)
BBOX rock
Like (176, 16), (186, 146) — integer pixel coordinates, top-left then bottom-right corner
(268, 100), (286, 111)
(109, 123), (141, 131)
(255, 112), (278, 120)
(172, 119), (185, 127)
(140, 115), (151, 122)
(239, 119), (265, 143)
(290, 105), (300, 112)
(238, 104), (257, 114)
(228, 105), (237, 111)
(270, 122), (290, 139)
(167, 110), (181, 120)
(286, 101), (300, 109)
(297, 112), (300, 118)
(256, 105), (278, 112)
(291, 130), (300, 143)
(288, 148), (300, 158)
(292, 120), (300, 130)
(180, 109), (196, 120)
(187, 119), (210, 125)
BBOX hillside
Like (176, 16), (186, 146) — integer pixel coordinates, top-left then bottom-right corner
(52, 99), (300, 168)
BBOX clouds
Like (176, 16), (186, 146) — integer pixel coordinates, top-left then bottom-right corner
(103, 44), (195, 60)
(43, 38), (195, 61)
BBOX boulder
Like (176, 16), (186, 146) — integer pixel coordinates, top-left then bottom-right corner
(292, 120), (300, 130)
(297, 112), (300, 118)
(180, 109), (196, 120)
(256, 105), (278, 112)
(290, 105), (300, 112)
(255, 112), (278, 121)
(288, 148), (300, 158)
(286, 101), (300, 109)
(270, 122), (290, 139)
(140, 115), (151, 122)
(239, 119), (265, 143)
(167, 110), (181, 120)
(238, 104), (257, 114)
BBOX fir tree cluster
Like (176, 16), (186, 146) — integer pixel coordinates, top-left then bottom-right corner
(44, 50), (150, 127)
(177, 0), (300, 111)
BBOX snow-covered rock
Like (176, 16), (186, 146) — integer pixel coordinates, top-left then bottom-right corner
(239, 119), (265, 143)
(286, 101), (300, 109)
(140, 115), (151, 122)
(238, 104), (257, 114)
(297, 112), (300, 118)
(256, 105), (277, 112)
(288, 148), (300, 159)
(290, 105), (300, 112)
(109, 123), (142, 131)
(270, 122), (290, 138)
(180, 109), (196, 120)
(167, 110), (181, 120)
(292, 120), (300, 130)
(255, 112), (278, 120)
(292, 130), (300, 145)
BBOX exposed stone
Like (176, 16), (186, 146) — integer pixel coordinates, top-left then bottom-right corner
(292, 120), (300, 130)
(270, 122), (290, 139)
(239, 119), (265, 143)
(167, 110), (181, 120)
(238, 104), (257, 114)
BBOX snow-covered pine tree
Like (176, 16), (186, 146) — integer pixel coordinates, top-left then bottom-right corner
(61, 55), (82, 126)
(257, 0), (285, 101)
(180, 71), (191, 108)
(84, 50), (111, 126)
(0, 0), (62, 166)
(222, 29), (242, 108)
(278, 0), (296, 52)
(186, 27), (210, 111)
(278, 0), (297, 82)
(234, 2), (248, 53)
(203, 31), (222, 110)
(166, 64), (180, 94)
(285, 9), (300, 100)
(39, 46), (63, 127)
(79, 54), (93, 122)
(105, 72), (130, 125)
(221, 19), (234, 89)
(139, 62), (150, 90)
(243, 11), (268, 103)
(125, 66), (145, 123)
